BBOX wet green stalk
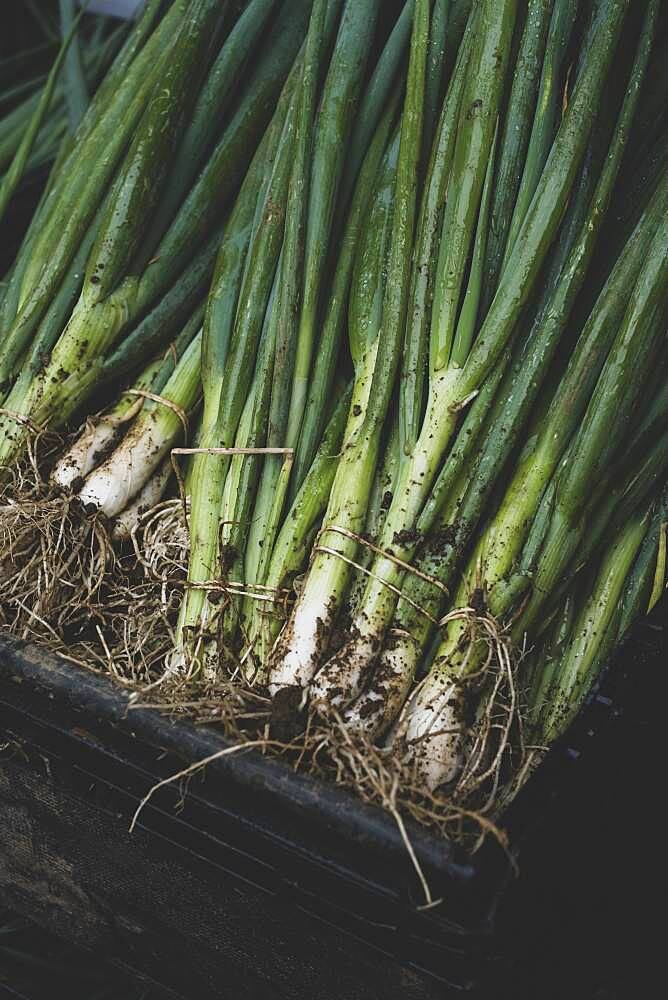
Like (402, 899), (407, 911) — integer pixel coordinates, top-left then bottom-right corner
(175, 71), (300, 663)
(331, 0), (631, 705)
(270, 0), (430, 702)
(283, 0), (381, 457)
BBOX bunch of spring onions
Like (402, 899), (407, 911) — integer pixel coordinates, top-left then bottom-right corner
(1, 0), (309, 489)
(0, 0), (665, 809)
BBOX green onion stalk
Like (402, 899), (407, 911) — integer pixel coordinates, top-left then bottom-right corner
(398, 1), (477, 463)
(0, 3), (159, 328)
(532, 483), (666, 749)
(58, 0), (89, 131)
(515, 219), (668, 639)
(214, 277), (288, 667)
(384, 157), (668, 740)
(0, 310), (203, 632)
(1, 0), (189, 369)
(291, 4), (476, 689)
(288, 1), (414, 497)
(507, 480), (665, 803)
(342, 406), (403, 625)
(310, 0), (519, 708)
(522, 581), (580, 741)
(398, 414), (667, 791)
(337, 0), (413, 214)
(68, 1), (303, 531)
(499, 0), (578, 267)
(240, 0), (383, 618)
(336, 0), (657, 738)
(268, 126), (400, 704)
(233, 0), (330, 655)
(132, 0), (280, 269)
(394, 193), (667, 791)
(243, 61), (404, 666)
(618, 500), (668, 638)
(269, 0), (430, 709)
(172, 0), (334, 673)
(44, 224), (221, 431)
(249, 384), (352, 673)
(518, 379), (668, 641)
(420, 0), (449, 167)
(308, 0), (633, 719)
(253, 127), (401, 672)
(524, 397), (668, 644)
(0, 0), (199, 440)
(0, 0), (312, 469)
(479, 0), (554, 314)
(281, 0), (381, 466)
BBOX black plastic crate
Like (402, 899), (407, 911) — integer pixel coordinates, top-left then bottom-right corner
(0, 600), (664, 998)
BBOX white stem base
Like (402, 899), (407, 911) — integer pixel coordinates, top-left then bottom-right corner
(112, 459), (171, 540)
(392, 676), (466, 791)
(78, 419), (163, 518)
(51, 410), (138, 489)
(310, 631), (378, 713)
(344, 634), (418, 739)
(268, 592), (331, 699)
